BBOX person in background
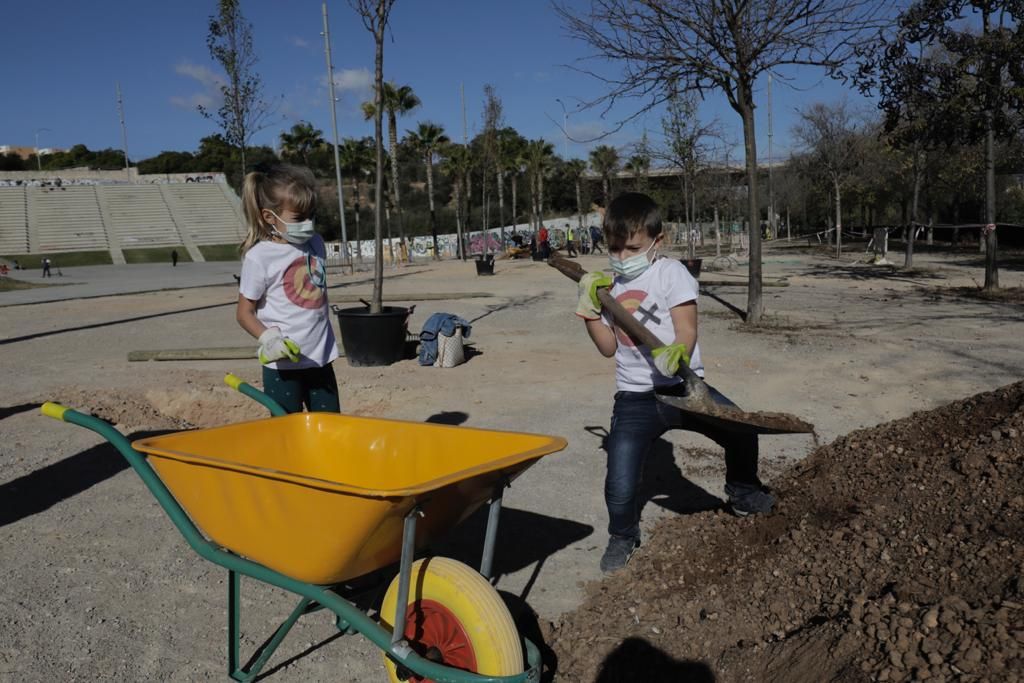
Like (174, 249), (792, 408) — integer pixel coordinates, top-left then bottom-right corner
(171, 249), (179, 267)
(590, 224), (604, 254)
(235, 163), (340, 414)
(565, 223), (578, 257)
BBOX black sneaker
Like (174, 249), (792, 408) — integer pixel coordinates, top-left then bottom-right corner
(600, 535), (640, 573)
(725, 484), (776, 517)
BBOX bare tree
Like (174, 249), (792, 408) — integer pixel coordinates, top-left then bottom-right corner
(199, 0), (279, 182)
(791, 100), (864, 259)
(556, 0), (889, 323)
(349, 0), (397, 314)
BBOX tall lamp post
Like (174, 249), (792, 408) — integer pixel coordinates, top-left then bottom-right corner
(34, 128), (51, 172)
(555, 98), (569, 159)
(322, 1), (350, 268)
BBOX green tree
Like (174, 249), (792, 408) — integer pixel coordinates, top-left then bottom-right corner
(405, 122), (450, 259)
(524, 139), (556, 235)
(589, 145), (620, 206)
(339, 137), (375, 259)
(565, 159), (588, 234)
(361, 81), (420, 258)
(496, 127), (528, 229)
(200, 0), (278, 185)
(279, 121), (325, 167)
(440, 143), (472, 258)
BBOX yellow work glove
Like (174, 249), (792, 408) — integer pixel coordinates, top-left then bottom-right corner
(576, 271), (613, 320)
(258, 327), (301, 365)
(652, 343), (690, 377)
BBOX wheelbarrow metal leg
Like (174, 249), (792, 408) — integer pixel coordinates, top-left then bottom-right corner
(480, 491), (503, 581)
(392, 506), (421, 645)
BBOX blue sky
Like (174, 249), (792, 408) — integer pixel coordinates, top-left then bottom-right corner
(2, 0), (872, 165)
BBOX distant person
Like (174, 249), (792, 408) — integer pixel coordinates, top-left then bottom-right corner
(171, 249), (179, 267)
(590, 224), (604, 254)
(13, 259), (21, 270)
(41, 258), (51, 278)
(579, 228), (590, 255)
(235, 162), (340, 414)
(538, 225), (550, 260)
(565, 223), (578, 257)
(575, 192), (773, 573)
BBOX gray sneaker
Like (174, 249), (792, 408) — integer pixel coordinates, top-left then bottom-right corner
(600, 535), (640, 573)
(726, 484), (776, 517)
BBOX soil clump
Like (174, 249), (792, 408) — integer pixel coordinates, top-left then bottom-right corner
(548, 382), (1024, 682)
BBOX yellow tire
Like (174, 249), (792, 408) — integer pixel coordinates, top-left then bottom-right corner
(380, 557), (522, 681)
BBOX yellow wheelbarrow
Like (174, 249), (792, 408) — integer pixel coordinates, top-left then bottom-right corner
(41, 378), (566, 682)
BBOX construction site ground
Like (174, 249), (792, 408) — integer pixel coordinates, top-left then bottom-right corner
(2, 241), (1022, 681)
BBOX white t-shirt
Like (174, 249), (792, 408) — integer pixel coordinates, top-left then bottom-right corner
(239, 235), (339, 370)
(600, 257), (705, 392)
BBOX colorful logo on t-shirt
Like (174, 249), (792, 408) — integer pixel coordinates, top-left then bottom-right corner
(282, 254), (326, 309)
(614, 288), (663, 348)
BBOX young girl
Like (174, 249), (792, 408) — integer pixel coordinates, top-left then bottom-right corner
(236, 163), (340, 414)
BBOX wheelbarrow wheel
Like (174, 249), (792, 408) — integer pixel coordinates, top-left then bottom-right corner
(380, 557), (522, 681)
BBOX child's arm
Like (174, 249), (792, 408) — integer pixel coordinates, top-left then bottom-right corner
(585, 318), (618, 357)
(669, 301), (698, 351)
(236, 294), (267, 339)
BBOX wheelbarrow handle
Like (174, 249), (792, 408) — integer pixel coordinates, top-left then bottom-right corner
(224, 374), (288, 417)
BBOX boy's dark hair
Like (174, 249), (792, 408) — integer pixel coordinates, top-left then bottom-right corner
(603, 192), (662, 252)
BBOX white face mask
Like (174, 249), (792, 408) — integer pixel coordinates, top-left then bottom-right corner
(268, 210), (315, 244)
(609, 240), (658, 279)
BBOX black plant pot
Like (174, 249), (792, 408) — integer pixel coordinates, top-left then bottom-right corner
(475, 254), (495, 276)
(680, 258), (703, 278)
(333, 305), (409, 367)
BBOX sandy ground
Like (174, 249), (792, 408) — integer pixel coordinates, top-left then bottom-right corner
(1, 242), (1022, 681)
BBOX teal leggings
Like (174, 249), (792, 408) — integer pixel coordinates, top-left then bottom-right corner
(261, 363), (341, 414)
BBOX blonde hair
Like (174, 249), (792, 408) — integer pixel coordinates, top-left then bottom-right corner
(240, 163), (318, 254)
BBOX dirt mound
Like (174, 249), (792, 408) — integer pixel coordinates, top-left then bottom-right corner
(548, 383), (1024, 682)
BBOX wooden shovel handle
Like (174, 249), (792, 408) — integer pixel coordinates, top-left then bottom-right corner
(549, 257), (709, 396)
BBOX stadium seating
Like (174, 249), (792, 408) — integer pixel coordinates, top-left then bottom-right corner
(0, 188), (29, 254)
(101, 185), (185, 249)
(30, 187), (109, 252)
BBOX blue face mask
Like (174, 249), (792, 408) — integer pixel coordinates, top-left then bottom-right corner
(269, 210), (315, 244)
(609, 240), (657, 279)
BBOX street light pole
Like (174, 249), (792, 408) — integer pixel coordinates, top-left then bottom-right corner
(322, 1), (350, 268)
(555, 98), (569, 159)
(34, 128), (50, 172)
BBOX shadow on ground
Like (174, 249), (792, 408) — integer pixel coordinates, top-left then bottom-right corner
(595, 637), (716, 682)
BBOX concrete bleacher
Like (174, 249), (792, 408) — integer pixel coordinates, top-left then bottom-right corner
(161, 183), (246, 246)
(0, 179), (245, 262)
(101, 185), (185, 249)
(30, 187), (109, 253)
(0, 187), (29, 254)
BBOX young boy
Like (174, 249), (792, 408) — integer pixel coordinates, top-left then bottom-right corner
(576, 193), (775, 573)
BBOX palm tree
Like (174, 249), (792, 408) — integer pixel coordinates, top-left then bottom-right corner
(362, 82), (420, 259)
(624, 154), (650, 191)
(279, 122), (325, 167)
(339, 137), (374, 260)
(405, 122), (450, 259)
(524, 139), (555, 236)
(495, 128), (526, 243)
(565, 158), (587, 234)
(589, 145), (620, 205)
(440, 143), (472, 259)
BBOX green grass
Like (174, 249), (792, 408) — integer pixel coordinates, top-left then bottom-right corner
(122, 247), (193, 264)
(1, 251), (112, 268)
(198, 244), (242, 262)
(0, 277), (53, 292)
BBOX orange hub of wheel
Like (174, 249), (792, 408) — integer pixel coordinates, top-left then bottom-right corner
(402, 599), (478, 680)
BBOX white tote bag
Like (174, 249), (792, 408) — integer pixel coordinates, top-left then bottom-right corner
(434, 325), (465, 368)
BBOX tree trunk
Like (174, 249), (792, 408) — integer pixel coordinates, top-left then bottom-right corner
(905, 150), (921, 269)
(737, 83), (763, 324)
(387, 111), (404, 261)
(511, 173), (518, 232)
(426, 152), (439, 260)
(497, 170), (505, 251)
(833, 179), (843, 260)
(714, 205), (721, 257)
(575, 178), (583, 235)
(370, 17), (385, 314)
(465, 172), (472, 259)
(352, 178), (362, 260)
(602, 175), (610, 207)
(454, 179), (463, 260)
(984, 122), (999, 289)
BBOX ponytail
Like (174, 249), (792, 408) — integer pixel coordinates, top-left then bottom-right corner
(239, 163), (318, 255)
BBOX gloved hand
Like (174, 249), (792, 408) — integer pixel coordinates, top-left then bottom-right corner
(652, 343), (690, 377)
(576, 271), (613, 320)
(258, 327), (301, 365)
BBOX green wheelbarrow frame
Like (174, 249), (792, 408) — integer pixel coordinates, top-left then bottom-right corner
(40, 393), (543, 683)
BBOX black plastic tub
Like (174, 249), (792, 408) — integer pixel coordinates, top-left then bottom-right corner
(333, 305), (409, 367)
(680, 258), (703, 278)
(475, 254), (495, 275)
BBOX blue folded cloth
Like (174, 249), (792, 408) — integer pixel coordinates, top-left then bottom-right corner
(419, 312), (472, 366)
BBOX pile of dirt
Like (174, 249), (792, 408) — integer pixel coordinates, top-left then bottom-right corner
(547, 382), (1024, 682)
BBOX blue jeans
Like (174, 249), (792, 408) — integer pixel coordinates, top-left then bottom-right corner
(605, 386), (760, 539)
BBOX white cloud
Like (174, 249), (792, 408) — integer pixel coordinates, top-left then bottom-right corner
(170, 93), (215, 111)
(171, 61), (223, 112)
(332, 68), (372, 93)
(175, 62), (224, 89)
(291, 36), (309, 48)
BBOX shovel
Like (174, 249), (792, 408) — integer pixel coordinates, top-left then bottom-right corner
(550, 256), (814, 435)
